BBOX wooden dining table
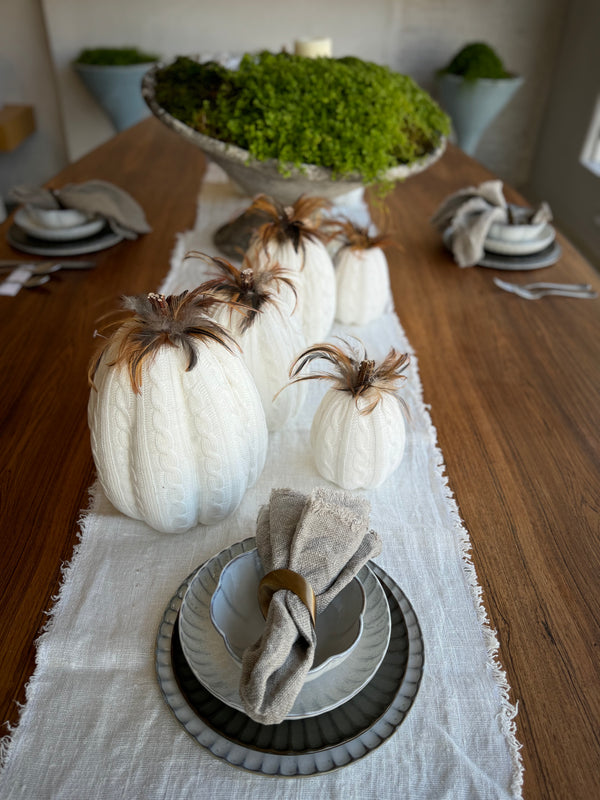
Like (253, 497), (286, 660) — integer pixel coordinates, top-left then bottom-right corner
(0, 117), (598, 799)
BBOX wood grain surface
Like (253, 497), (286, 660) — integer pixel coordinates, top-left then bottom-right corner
(1, 119), (598, 799)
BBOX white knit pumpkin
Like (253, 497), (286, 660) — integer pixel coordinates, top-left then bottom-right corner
(252, 238), (336, 343)
(335, 245), (391, 325)
(204, 259), (307, 431)
(310, 390), (406, 489)
(287, 340), (410, 490)
(246, 195), (336, 344)
(88, 290), (268, 533)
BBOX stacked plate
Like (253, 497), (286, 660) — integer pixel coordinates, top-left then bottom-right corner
(443, 204), (561, 271)
(7, 205), (122, 257)
(156, 537), (424, 776)
(480, 209), (560, 270)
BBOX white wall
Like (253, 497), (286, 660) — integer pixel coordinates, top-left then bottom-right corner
(527, 0), (600, 267)
(39, 0), (567, 186)
(0, 0), (574, 215)
(0, 0), (67, 199)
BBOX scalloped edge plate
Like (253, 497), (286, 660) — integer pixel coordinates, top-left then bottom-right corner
(156, 552), (423, 775)
(178, 539), (391, 718)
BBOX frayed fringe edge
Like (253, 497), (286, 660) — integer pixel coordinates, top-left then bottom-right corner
(0, 482), (102, 773)
(404, 334), (524, 799)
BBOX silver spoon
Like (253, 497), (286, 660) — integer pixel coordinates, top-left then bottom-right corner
(23, 274), (52, 288)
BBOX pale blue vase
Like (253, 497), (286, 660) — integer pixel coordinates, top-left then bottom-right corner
(74, 62), (156, 132)
(436, 73), (524, 156)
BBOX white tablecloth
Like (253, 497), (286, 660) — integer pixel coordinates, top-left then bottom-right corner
(0, 166), (523, 799)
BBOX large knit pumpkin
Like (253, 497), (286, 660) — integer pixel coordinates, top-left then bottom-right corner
(286, 339), (410, 490)
(88, 289), (268, 533)
(198, 253), (307, 430)
(246, 194), (336, 344)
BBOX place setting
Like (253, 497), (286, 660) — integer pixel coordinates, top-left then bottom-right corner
(156, 489), (424, 776)
(432, 178), (562, 271)
(6, 180), (152, 258)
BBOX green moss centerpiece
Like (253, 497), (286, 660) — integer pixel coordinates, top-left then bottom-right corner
(142, 52), (450, 202)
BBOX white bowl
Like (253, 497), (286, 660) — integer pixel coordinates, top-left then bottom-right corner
(488, 206), (546, 243)
(210, 549), (365, 681)
(25, 205), (92, 230)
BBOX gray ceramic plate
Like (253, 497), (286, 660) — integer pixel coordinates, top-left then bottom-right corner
(7, 223), (122, 256)
(443, 227), (561, 270)
(155, 547), (424, 776)
(178, 540), (391, 718)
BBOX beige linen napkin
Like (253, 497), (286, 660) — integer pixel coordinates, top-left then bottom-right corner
(431, 179), (508, 267)
(12, 180), (151, 239)
(239, 487), (382, 724)
(431, 180), (553, 267)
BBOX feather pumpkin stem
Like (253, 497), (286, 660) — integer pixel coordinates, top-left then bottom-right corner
(249, 193), (333, 256)
(332, 219), (394, 251)
(186, 251), (298, 332)
(283, 338), (410, 415)
(88, 287), (239, 394)
(240, 269), (254, 291)
(148, 292), (168, 313)
(357, 359), (375, 387)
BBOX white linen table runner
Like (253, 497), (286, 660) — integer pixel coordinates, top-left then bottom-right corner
(0, 166), (523, 799)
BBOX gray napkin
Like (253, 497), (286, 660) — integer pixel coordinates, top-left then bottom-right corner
(431, 180), (553, 268)
(11, 180), (151, 239)
(431, 179), (508, 267)
(239, 487), (382, 725)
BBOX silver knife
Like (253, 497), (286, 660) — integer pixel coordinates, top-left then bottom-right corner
(0, 259), (95, 273)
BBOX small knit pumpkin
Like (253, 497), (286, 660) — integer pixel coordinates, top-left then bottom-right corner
(88, 288), (268, 533)
(246, 194), (336, 343)
(334, 220), (392, 325)
(286, 339), (410, 489)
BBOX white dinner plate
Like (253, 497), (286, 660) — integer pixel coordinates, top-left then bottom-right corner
(484, 224), (555, 256)
(156, 551), (424, 776)
(14, 207), (106, 241)
(7, 223), (123, 257)
(178, 538), (391, 719)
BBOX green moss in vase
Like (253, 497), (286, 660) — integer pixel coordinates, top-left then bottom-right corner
(437, 43), (512, 81)
(153, 51), (450, 185)
(75, 47), (160, 66)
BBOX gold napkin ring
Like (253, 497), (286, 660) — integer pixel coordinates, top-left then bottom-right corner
(258, 569), (317, 626)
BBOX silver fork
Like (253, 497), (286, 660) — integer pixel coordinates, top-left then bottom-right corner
(493, 277), (598, 300)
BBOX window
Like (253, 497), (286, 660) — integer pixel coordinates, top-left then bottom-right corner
(580, 94), (600, 177)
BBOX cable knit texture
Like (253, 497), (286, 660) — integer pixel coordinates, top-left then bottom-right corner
(250, 237), (336, 344)
(239, 487), (382, 724)
(212, 297), (307, 431)
(310, 390), (406, 490)
(88, 338), (268, 533)
(334, 246), (392, 325)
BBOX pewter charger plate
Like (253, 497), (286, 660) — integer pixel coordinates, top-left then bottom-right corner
(7, 223), (122, 257)
(156, 557), (423, 776)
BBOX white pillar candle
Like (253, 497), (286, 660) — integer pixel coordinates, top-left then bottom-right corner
(294, 37), (332, 58)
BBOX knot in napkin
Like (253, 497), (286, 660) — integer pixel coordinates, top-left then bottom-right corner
(431, 179), (507, 267)
(431, 180), (553, 268)
(11, 180), (151, 239)
(239, 487), (382, 724)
